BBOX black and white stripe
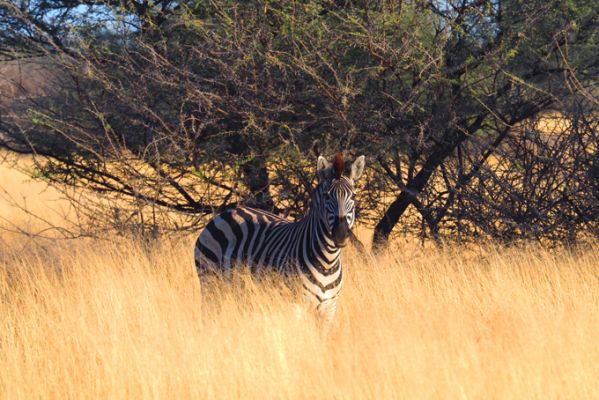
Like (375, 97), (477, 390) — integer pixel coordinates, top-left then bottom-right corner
(194, 155), (365, 323)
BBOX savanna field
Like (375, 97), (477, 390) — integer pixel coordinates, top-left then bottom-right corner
(1, 162), (598, 399)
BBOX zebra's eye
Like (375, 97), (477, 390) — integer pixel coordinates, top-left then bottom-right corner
(351, 193), (356, 200)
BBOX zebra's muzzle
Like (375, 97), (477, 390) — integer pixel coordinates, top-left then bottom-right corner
(332, 217), (350, 247)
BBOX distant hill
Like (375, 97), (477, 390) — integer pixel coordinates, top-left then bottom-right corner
(0, 57), (57, 153)
(0, 57), (55, 108)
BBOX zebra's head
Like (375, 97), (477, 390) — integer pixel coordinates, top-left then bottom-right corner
(316, 153), (366, 247)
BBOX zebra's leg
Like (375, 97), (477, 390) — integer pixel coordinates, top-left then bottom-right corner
(300, 286), (338, 335)
(195, 256), (219, 305)
(316, 298), (338, 335)
(194, 241), (231, 307)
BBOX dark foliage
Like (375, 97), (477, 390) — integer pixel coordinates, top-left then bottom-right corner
(0, 0), (597, 245)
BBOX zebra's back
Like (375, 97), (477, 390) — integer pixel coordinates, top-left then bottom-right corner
(194, 206), (293, 275)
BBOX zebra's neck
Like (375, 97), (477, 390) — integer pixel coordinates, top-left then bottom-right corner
(293, 187), (341, 270)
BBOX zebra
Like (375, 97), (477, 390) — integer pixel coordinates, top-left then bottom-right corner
(194, 153), (366, 325)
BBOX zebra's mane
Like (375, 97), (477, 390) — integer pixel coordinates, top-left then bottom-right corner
(333, 153), (344, 179)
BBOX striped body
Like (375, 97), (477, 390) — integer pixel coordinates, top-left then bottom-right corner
(194, 155), (365, 324)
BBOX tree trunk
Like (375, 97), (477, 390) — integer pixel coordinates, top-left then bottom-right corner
(372, 147), (453, 249)
(373, 116), (486, 250)
(372, 173), (434, 250)
(241, 157), (275, 211)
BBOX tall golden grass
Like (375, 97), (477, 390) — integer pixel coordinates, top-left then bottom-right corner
(1, 159), (598, 399)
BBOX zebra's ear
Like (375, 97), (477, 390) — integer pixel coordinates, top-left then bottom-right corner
(350, 155), (366, 181)
(317, 156), (332, 180)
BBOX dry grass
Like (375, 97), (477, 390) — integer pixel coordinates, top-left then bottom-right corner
(0, 154), (77, 238)
(1, 160), (598, 399)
